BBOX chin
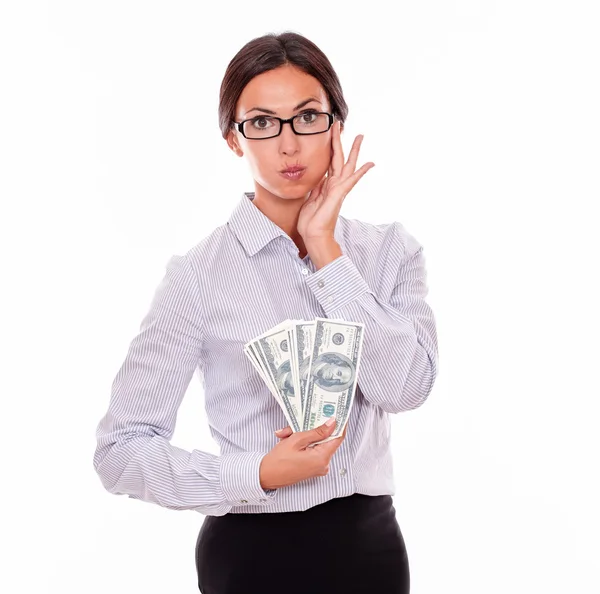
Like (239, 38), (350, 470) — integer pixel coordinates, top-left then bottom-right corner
(276, 186), (309, 200)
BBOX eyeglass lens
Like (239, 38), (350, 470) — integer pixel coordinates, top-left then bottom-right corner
(243, 113), (330, 139)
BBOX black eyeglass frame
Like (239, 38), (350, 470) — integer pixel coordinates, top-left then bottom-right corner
(232, 111), (335, 139)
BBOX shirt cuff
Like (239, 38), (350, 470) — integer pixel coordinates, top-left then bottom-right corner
(305, 254), (371, 315)
(219, 451), (277, 507)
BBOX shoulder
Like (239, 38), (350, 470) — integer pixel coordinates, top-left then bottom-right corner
(181, 224), (231, 275)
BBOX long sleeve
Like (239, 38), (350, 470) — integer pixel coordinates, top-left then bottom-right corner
(305, 223), (439, 414)
(93, 254), (276, 515)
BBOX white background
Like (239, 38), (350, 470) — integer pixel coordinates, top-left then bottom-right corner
(1, 1), (598, 592)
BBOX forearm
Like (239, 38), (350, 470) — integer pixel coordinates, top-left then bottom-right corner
(306, 237), (343, 271)
(322, 290), (437, 412)
(304, 239), (439, 414)
(94, 429), (275, 514)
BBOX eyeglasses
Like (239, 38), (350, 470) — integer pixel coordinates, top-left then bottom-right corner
(232, 111), (334, 140)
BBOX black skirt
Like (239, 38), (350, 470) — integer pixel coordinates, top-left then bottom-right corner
(195, 493), (410, 594)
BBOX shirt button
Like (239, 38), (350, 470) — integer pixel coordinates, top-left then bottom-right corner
(317, 280), (325, 288)
(240, 499), (248, 504)
(301, 268), (309, 275)
(327, 295), (334, 304)
(339, 468), (347, 476)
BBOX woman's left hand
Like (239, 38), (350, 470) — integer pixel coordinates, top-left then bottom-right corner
(297, 119), (375, 243)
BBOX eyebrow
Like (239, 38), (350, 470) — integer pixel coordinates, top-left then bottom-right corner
(244, 97), (322, 117)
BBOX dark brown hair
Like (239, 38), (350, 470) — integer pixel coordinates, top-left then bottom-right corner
(218, 31), (349, 139)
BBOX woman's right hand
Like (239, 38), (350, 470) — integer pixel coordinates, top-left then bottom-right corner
(259, 419), (347, 490)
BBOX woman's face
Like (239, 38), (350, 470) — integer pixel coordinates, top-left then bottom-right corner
(227, 64), (339, 201)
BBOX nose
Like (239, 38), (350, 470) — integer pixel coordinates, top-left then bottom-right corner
(278, 120), (300, 155)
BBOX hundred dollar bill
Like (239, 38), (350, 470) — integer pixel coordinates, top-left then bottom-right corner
(302, 317), (365, 445)
(244, 345), (278, 399)
(244, 322), (291, 418)
(244, 318), (293, 393)
(254, 325), (303, 432)
(243, 344), (287, 414)
(290, 320), (316, 426)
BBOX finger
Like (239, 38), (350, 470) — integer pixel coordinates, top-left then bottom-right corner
(341, 134), (364, 179)
(339, 161), (375, 193)
(329, 424), (348, 442)
(331, 120), (344, 178)
(274, 426), (293, 439)
(312, 436), (343, 456)
(312, 428), (345, 452)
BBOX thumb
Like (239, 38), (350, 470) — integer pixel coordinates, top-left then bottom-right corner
(295, 417), (336, 448)
(307, 176), (325, 203)
(274, 426), (293, 439)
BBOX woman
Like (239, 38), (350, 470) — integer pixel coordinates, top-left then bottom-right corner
(93, 31), (439, 594)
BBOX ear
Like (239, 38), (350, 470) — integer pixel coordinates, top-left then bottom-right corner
(226, 128), (244, 157)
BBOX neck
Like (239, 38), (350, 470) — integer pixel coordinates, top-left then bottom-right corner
(251, 183), (308, 257)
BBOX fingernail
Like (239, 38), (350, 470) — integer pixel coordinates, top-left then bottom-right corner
(274, 428), (285, 434)
(325, 417), (335, 427)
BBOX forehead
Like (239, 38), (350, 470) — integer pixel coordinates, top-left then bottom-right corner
(236, 65), (329, 115)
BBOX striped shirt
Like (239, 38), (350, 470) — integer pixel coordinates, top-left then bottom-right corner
(93, 191), (439, 516)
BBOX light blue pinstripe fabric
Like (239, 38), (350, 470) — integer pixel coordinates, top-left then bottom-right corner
(93, 192), (439, 516)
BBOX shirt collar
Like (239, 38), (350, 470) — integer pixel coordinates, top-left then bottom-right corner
(228, 191), (345, 258)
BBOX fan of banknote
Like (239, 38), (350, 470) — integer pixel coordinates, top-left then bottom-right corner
(243, 317), (365, 445)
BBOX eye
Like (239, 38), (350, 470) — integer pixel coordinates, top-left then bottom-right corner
(298, 110), (318, 123)
(250, 116), (275, 129)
